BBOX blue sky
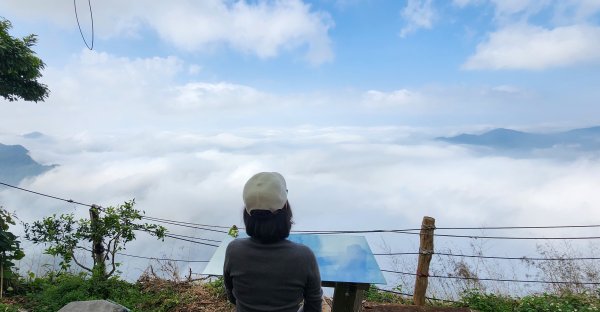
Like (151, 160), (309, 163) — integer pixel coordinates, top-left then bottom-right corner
(1, 0), (599, 131)
(21, 0), (598, 92)
(2, 1), (600, 289)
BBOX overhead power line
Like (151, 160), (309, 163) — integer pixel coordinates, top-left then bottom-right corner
(435, 225), (600, 230)
(135, 228), (222, 244)
(73, 0), (94, 50)
(373, 251), (600, 261)
(301, 229), (600, 240)
(0, 181), (97, 208)
(166, 232), (222, 244)
(141, 216), (231, 229)
(381, 269), (600, 285)
(164, 233), (219, 247)
(374, 287), (459, 304)
(424, 233), (600, 240)
(4, 180), (600, 240)
(117, 252), (209, 263)
(142, 216), (229, 234)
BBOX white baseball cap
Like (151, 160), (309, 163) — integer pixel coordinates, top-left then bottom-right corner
(243, 172), (288, 214)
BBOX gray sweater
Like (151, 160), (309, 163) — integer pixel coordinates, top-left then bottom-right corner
(223, 237), (323, 312)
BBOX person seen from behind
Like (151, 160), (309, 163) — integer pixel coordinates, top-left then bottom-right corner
(224, 172), (323, 312)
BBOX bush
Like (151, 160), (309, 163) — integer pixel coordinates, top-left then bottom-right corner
(458, 289), (600, 312)
(518, 292), (600, 312)
(364, 284), (406, 304)
(23, 273), (125, 312)
(17, 272), (195, 312)
(458, 290), (517, 312)
(0, 302), (20, 312)
(205, 277), (227, 300)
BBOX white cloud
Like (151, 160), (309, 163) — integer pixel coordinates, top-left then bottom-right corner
(463, 24), (600, 70)
(188, 65), (202, 75)
(171, 82), (273, 111)
(490, 85), (521, 94)
(0, 50), (286, 135)
(149, 0), (334, 64)
(0, 0), (334, 64)
(0, 48), (595, 139)
(554, 0), (600, 24)
(399, 0), (436, 38)
(456, 1), (600, 70)
(489, 0), (551, 22)
(362, 89), (425, 107)
(6, 126), (600, 281)
(452, 0), (481, 7)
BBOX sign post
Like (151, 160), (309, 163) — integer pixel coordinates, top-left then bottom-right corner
(324, 281), (369, 312)
(203, 234), (386, 312)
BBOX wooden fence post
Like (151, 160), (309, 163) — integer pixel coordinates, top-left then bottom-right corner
(413, 216), (435, 306)
(89, 205), (106, 278)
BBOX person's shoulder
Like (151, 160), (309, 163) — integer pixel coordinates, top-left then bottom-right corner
(230, 237), (253, 246)
(226, 237), (251, 251)
(287, 240), (316, 256)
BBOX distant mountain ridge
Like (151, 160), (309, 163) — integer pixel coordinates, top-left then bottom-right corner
(0, 143), (56, 184)
(437, 126), (600, 150)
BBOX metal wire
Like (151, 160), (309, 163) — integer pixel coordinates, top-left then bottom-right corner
(381, 269), (600, 285)
(74, 0), (94, 50)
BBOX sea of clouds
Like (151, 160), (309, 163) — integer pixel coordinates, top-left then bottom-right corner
(2, 125), (600, 292)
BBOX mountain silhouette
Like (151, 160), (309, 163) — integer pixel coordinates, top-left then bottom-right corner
(437, 126), (600, 150)
(0, 143), (56, 184)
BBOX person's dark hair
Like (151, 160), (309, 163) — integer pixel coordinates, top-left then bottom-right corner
(244, 202), (293, 243)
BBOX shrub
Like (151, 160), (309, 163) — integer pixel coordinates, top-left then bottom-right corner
(518, 292), (600, 312)
(364, 284), (406, 304)
(205, 277), (227, 300)
(0, 302), (20, 312)
(19, 271), (193, 312)
(458, 290), (517, 312)
(458, 289), (600, 312)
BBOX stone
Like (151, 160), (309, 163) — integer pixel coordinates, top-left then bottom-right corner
(57, 300), (129, 312)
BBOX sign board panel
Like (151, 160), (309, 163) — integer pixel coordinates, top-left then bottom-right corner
(203, 234), (386, 284)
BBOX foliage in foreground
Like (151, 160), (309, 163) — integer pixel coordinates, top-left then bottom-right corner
(0, 302), (20, 312)
(458, 289), (600, 312)
(1, 271), (233, 312)
(364, 284), (406, 304)
(2, 274), (600, 311)
(24, 200), (166, 280)
(362, 286), (600, 311)
(0, 18), (49, 102)
(0, 208), (25, 291)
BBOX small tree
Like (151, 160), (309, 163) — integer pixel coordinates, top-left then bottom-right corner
(0, 18), (50, 102)
(24, 200), (166, 280)
(0, 208), (25, 297)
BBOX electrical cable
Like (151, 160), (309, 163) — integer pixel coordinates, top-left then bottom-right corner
(166, 232), (222, 244)
(142, 216), (229, 234)
(435, 225), (600, 230)
(134, 228), (223, 244)
(425, 233), (600, 240)
(4, 181), (600, 240)
(374, 287), (460, 304)
(117, 252), (209, 263)
(380, 269), (600, 285)
(373, 251), (600, 261)
(141, 216), (232, 229)
(0, 181), (98, 209)
(74, 0), (94, 50)
(164, 233), (219, 247)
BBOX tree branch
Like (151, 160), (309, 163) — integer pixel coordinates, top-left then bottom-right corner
(107, 234), (121, 277)
(71, 254), (93, 273)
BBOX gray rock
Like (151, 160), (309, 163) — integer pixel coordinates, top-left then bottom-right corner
(57, 300), (129, 312)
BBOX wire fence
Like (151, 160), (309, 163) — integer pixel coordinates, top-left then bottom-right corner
(2, 181), (600, 302)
